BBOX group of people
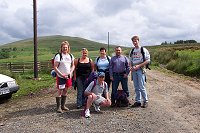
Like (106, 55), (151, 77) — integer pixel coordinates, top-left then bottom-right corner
(53, 35), (150, 118)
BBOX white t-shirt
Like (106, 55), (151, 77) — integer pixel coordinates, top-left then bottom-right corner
(54, 53), (74, 78)
(129, 46), (150, 65)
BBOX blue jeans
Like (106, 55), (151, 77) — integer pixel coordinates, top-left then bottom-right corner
(111, 73), (129, 103)
(76, 76), (86, 107)
(132, 68), (148, 103)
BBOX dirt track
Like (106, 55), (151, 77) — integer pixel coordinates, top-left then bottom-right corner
(0, 69), (200, 133)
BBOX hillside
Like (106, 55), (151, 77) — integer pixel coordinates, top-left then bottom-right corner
(0, 35), (116, 62)
(148, 43), (200, 78)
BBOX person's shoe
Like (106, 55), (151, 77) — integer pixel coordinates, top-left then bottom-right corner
(111, 103), (116, 107)
(76, 106), (82, 109)
(93, 103), (100, 112)
(141, 102), (148, 108)
(85, 109), (91, 118)
(131, 102), (141, 108)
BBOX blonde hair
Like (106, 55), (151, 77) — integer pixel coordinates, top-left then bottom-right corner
(60, 41), (70, 53)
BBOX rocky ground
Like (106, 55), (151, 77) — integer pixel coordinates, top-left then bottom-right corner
(0, 69), (200, 133)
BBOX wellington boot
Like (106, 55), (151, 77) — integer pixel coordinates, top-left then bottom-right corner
(56, 97), (63, 113)
(61, 96), (69, 111)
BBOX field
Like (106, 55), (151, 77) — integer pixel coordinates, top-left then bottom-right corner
(1, 36), (200, 99)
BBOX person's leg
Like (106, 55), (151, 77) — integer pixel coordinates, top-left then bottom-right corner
(100, 99), (111, 106)
(105, 71), (111, 90)
(61, 78), (72, 111)
(121, 75), (129, 97)
(137, 69), (148, 103)
(56, 76), (65, 113)
(111, 74), (120, 106)
(85, 94), (97, 117)
(76, 77), (83, 108)
(132, 71), (142, 105)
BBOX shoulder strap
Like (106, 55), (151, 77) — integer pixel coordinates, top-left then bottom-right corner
(59, 53), (62, 61)
(54, 53), (62, 68)
(77, 58), (80, 68)
(91, 79), (97, 91)
(141, 47), (151, 70)
(69, 53), (72, 62)
(96, 56), (100, 63)
(106, 55), (110, 62)
(141, 47), (145, 62)
(130, 48), (135, 57)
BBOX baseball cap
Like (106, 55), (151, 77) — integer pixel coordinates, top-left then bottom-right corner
(98, 72), (105, 77)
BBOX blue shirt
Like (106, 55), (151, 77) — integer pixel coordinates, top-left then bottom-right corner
(95, 56), (111, 71)
(109, 55), (130, 76)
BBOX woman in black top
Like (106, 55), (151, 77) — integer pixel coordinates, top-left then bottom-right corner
(74, 48), (94, 108)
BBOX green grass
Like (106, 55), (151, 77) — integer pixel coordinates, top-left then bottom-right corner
(0, 35), (118, 99)
(0, 35), (116, 63)
(1, 35), (200, 100)
(149, 44), (200, 78)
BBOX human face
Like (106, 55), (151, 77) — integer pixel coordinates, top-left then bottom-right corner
(61, 44), (69, 54)
(100, 49), (106, 57)
(98, 76), (105, 83)
(132, 38), (139, 48)
(82, 48), (88, 57)
(115, 47), (122, 56)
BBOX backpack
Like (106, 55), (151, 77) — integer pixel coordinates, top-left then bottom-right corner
(83, 71), (98, 92)
(83, 72), (107, 99)
(51, 53), (73, 77)
(96, 55), (110, 72)
(129, 47), (151, 70)
(116, 90), (129, 107)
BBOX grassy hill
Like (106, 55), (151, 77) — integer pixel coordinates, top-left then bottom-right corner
(148, 43), (200, 78)
(0, 35), (117, 63)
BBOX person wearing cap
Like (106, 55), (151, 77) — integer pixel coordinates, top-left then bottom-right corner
(84, 72), (111, 118)
(109, 46), (130, 107)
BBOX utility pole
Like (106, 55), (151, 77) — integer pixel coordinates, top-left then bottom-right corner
(108, 32), (110, 56)
(33, 0), (38, 79)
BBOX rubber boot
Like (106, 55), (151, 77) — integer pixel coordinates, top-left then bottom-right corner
(56, 97), (63, 113)
(61, 96), (69, 111)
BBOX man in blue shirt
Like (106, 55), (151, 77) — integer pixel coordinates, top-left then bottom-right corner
(109, 46), (130, 107)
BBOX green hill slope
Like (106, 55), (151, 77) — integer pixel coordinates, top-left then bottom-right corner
(0, 35), (115, 62)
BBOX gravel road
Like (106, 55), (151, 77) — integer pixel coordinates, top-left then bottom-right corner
(0, 69), (200, 133)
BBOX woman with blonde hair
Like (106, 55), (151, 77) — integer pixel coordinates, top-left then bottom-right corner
(73, 48), (94, 109)
(54, 41), (75, 113)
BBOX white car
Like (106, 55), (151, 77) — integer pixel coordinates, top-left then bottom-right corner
(0, 74), (19, 99)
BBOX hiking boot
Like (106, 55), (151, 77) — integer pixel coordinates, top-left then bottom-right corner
(85, 109), (91, 118)
(56, 97), (63, 113)
(111, 103), (116, 107)
(131, 102), (141, 108)
(61, 96), (69, 111)
(141, 102), (148, 108)
(93, 103), (100, 112)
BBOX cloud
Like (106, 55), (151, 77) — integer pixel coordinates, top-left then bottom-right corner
(0, 0), (200, 46)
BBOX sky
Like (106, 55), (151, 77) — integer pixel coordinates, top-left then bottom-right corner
(0, 0), (200, 47)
